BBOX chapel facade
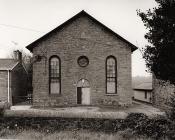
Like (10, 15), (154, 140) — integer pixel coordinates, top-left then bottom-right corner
(26, 10), (137, 107)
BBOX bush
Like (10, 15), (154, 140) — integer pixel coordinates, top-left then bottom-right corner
(0, 114), (173, 139)
(0, 101), (10, 109)
(166, 94), (175, 121)
(165, 120), (175, 139)
(125, 113), (149, 136)
(125, 113), (148, 128)
(0, 108), (4, 117)
(146, 116), (170, 139)
(0, 101), (8, 117)
(117, 128), (135, 139)
(125, 113), (170, 139)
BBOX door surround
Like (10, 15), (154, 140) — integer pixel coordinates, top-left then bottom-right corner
(76, 79), (90, 105)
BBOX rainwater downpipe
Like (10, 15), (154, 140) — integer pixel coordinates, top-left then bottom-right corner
(7, 70), (10, 103)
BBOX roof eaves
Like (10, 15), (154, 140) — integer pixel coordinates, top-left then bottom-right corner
(22, 62), (28, 74)
(0, 69), (8, 71)
(133, 88), (153, 91)
(10, 61), (19, 70)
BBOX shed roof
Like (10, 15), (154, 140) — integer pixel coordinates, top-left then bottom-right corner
(26, 10), (138, 52)
(134, 82), (152, 91)
(0, 59), (19, 71)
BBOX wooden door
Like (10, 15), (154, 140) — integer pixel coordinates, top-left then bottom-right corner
(82, 88), (90, 105)
(77, 79), (90, 105)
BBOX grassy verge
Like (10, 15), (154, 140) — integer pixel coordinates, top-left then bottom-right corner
(0, 129), (153, 140)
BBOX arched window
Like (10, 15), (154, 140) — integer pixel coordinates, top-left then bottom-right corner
(106, 56), (117, 94)
(49, 56), (61, 94)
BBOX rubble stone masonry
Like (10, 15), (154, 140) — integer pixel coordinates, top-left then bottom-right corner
(31, 15), (133, 107)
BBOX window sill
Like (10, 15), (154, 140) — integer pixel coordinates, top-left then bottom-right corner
(49, 94), (62, 97)
(105, 93), (118, 96)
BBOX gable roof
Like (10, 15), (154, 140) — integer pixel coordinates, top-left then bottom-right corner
(0, 59), (19, 71)
(134, 82), (152, 91)
(26, 10), (138, 52)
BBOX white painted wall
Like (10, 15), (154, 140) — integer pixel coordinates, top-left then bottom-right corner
(134, 90), (152, 103)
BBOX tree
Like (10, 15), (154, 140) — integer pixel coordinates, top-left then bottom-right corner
(137, 0), (175, 85)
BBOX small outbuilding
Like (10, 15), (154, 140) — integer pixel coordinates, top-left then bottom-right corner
(0, 50), (28, 106)
(133, 82), (152, 103)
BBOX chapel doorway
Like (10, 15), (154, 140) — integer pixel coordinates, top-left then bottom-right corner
(77, 79), (90, 105)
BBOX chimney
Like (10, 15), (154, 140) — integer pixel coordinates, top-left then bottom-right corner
(14, 50), (22, 62)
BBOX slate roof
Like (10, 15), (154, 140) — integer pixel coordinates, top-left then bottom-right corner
(26, 10), (138, 52)
(134, 82), (152, 91)
(0, 59), (19, 70)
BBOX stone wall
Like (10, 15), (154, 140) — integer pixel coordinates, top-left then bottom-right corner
(32, 15), (133, 107)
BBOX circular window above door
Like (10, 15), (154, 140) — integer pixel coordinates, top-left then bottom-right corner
(77, 56), (89, 67)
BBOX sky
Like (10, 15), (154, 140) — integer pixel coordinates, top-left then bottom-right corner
(0, 0), (157, 77)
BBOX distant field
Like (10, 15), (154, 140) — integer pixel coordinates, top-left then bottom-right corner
(0, 129), (152, 140)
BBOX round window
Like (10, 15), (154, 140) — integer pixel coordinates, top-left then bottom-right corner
(77, 56), (89, 67)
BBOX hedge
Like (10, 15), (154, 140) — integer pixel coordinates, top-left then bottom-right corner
(0, 113), (174, 139)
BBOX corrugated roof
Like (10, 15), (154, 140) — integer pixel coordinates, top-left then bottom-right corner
(134, 82), (152, 90)
(0, 59), (19, 70)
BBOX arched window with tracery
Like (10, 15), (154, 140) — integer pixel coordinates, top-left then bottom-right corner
(49, 56), (61, 94)
(106, 56), (117, 94)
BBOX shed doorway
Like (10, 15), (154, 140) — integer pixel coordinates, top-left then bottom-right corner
(77, 79), (90, 105)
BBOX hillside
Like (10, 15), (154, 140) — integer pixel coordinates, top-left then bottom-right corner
(132, 76), (152, 88)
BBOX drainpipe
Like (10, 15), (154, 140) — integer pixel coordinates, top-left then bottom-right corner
(7, 70), (10, 103)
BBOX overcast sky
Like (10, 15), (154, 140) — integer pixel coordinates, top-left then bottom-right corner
(0, 0), (157, 77)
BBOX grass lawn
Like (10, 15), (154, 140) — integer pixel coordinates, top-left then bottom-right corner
(0, 129), (152, 140)
(1, 103), (167, 139)
(8, 102), (164, 119)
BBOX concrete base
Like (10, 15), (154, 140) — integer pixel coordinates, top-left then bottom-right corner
(10, 105), (32, 110)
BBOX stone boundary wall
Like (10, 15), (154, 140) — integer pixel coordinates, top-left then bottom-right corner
(4, 109), (127, 120)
